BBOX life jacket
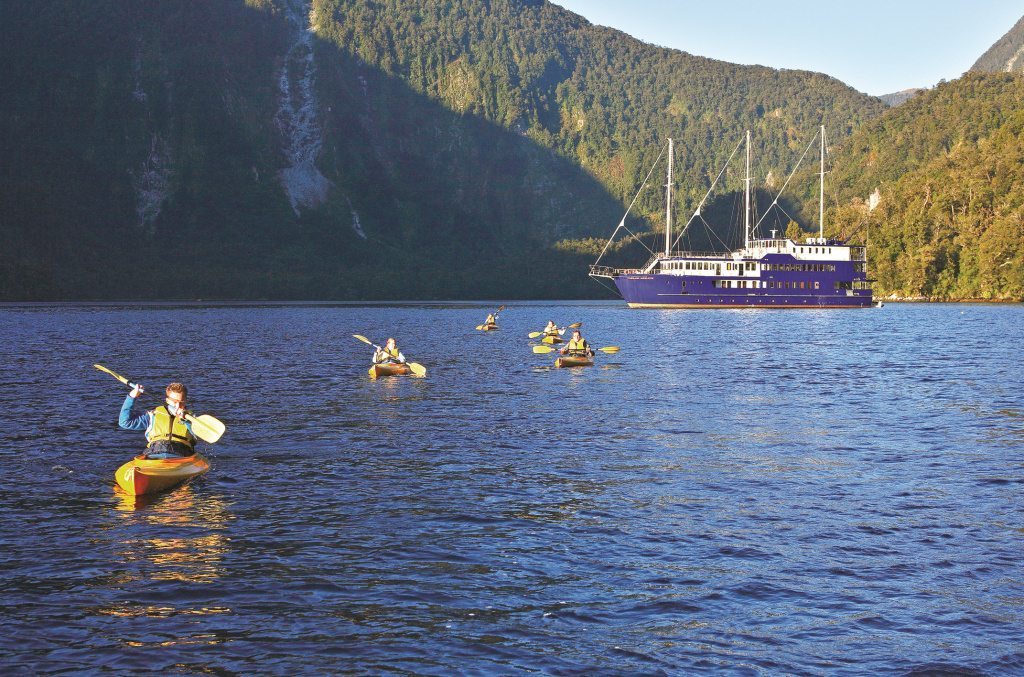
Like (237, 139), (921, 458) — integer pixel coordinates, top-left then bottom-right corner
(567, 338), (590, 354)
(544, 324), (558, 336)
(147, 406), (195, 451)
(377, 345), (401, 363)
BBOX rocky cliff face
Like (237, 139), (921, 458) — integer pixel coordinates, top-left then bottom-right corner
(971, 15), (1024, 73)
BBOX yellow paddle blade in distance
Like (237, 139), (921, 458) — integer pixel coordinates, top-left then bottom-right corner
(352, 334), (373, 345)
(528, 331), (543, 339)
(475, 325), (485, 331)
(533, 345), (555, 354)
(408, 362), (427, 377)
(598, 346), (620, 353)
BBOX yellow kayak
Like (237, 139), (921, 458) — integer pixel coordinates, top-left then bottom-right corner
(555, 355), (594, 368)
(369, 363), (412, 378)
(115, 453), (209, 496)
(541, 335), (564, 344)
(478, 324), (498, 331)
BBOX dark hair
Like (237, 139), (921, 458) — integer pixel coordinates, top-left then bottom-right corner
(166, 382), (188, 398)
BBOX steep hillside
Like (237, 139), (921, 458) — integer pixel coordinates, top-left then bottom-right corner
(0, 0), (885, 300)
(971, 15), (1024, 73)
(826, 73), (1024, 300)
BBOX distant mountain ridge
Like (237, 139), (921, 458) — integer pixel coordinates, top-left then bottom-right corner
(971, 15), (1024, 73)
(878, 89), (923, 107)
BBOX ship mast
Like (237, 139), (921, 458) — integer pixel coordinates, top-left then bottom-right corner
(665, 138), (673, 256)
(744, 130), (751, 249)
(819, 125), (825, 240)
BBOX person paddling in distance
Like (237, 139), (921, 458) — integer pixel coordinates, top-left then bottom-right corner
(484, 313), (497, 328)
(119, 382), (197, 458)
(543, 320), (561, 337)
(373, 337), (406, 365)
(560, 329), (594, 358)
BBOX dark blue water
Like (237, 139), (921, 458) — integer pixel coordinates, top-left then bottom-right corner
(1, 301), (1022, 674)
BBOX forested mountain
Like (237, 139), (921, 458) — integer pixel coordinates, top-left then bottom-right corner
(0, 0), (885, 300)
(971, 15), (1024, 74)
(825, 73), (1024, 300)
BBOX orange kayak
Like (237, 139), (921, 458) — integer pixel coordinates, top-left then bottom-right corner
(368, 363), (412, 378)
(555, 355), (594, 368)
(115, 453), (210, 496)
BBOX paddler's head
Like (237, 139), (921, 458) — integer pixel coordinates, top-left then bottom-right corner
(385, 338), (396, 350)
(572, 330), (581, 340)
(165, 382), (187, 415)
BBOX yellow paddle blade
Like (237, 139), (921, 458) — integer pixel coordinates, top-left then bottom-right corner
(352, 334), (373, 345)
(567, 321), (583, 329)
(408, 362), (427, 377)
(533, 345), (555, 354)
(94, 363), (131, 386)
(186, 413), (225, 444)
(598, 346), (620, 353)
(475, 325), (485, 331)
(528, 331), (543, 339)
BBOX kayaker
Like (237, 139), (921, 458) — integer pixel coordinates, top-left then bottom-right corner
(373, 337), (406, 365)
(560, 329), (594, 357)
(544, 320), (560, 337)
(118, 382), (196, 458)
(484, 313), (497, 327)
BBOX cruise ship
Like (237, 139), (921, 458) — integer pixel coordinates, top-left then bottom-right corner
(589, 129), (873, 308)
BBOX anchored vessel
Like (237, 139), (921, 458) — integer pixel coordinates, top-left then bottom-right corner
(590, 129), (872, 308)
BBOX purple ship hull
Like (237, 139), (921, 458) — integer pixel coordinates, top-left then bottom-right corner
(609, 247), (873, 309)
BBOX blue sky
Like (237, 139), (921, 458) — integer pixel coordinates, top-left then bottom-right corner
(552, 1), (1023, 95)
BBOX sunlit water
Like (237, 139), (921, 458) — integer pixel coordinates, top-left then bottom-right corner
(1, 301), (1022, 673)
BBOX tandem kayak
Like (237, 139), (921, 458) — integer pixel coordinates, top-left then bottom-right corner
(368, 362), (412, 378)
(555, 355), (594, 368)
(115, 453), (210, 496)
(541, 335), (564, 344)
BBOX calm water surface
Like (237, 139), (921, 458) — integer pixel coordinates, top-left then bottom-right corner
(1, 301), (1022, 674)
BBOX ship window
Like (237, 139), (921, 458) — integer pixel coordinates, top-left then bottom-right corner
(814, 281), (820, 289)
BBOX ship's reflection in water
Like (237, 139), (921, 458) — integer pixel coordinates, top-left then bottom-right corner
(97, 486), (233, 651)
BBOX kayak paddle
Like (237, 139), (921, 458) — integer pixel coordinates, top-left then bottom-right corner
(528, 321), (582, 339)
(352, 335), (427, 377)
(93, 364), (226, 443)
(476, 305), (505, 331)
(532, 345), (619, 354)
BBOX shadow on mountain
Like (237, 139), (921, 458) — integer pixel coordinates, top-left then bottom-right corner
(0, 1), (631, 301)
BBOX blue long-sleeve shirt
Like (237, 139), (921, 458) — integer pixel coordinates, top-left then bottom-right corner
(119, 394), (194, 441)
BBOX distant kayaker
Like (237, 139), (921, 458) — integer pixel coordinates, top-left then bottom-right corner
(484, 313), (497, 327)
(544, 320), (560, 337)
(118, 382), (196, 458)
(560, 329), (594, 357)
(373, 337), (406, 365)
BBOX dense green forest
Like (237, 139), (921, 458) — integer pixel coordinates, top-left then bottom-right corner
(825, 73), (1024, 300)
(0, 0), (1019, 301)
(0, 0), (883, 300)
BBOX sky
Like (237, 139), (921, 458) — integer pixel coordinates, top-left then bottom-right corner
(551, 1), (1023, 96)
